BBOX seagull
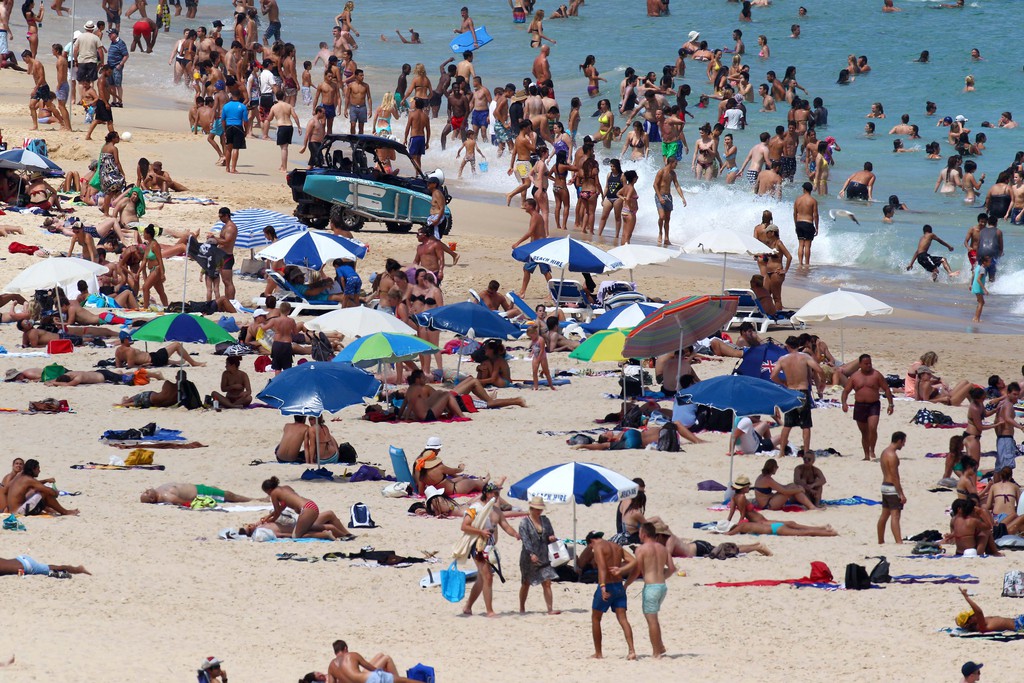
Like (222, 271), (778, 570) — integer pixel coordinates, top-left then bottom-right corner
(829, 209), (860, 225)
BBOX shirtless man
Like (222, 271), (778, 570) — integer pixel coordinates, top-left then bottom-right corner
(754, 159), (783, 199)
(792, 182), (819, 266)
(17, 320), (116, 347)
(586, 531), (636, 661)
(216, 206), (238, 300)
(877, 431), (906, 544)
(838, 161), (876, 201)
(115, 334), (204, 368)
(738, 131), (771, 185)
(770, 335), (823, 456)
(345, 69), (371, 135)
(994, 382), (1023, 473)
(402, 369), (464, 421)
(0, 0), (13, 63)
(413, 227), (446, 282)
(1008, 169), (1024, 225)
(652, 157), (686, 246)
(275, 416), (307, 463)
(615, 522), (674, 658)
(659, 107), (688, 162)
(51, 43), (71, 130)
(794, 451), (827, 506)
(46, 368), (161, 386)
(506, 119), (537, 205)
(403, 97), (430, 174)
(326, 640), (415, 683)
(430, 58), (455, 119)
(300, 105), (326, 166)
(469, 75), (491, 142)
(440, 79), (470, 149)
(453, 6), (478, 47)
(480, 280), (511, 312)
(841, 353), (894, 461)
(312, 69), (341, 134)
(22, 51), (63, 130)
(511, 198), (551, 296)
(424, 175), (453, 243)
(455, 50), (474, 83)
(261, 301), (298, 373)
(117, 379), (183, 408)
(532, 45), (551, 85)
(5, 459), (79, 515)
(779, 121), (799, 181)
(906, 224), (958, 282)
(210, 355), (252, 408)
(260, 0), (280, 46)
(888, 114), (913, 135)
(268, 93), (300, 172)
(139, 482), (259, 505)
(477, 340), (512, 387)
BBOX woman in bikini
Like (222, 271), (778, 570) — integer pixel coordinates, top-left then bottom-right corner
(528, 145), (553, 229)
(577, 156), (602, 235)
(955, 456), (981, 503)
(527, 10), (555, 47)
(406, 269), (443, 373)
(985, 467), (1019, 527)
(753, 458), (821, 510)
(597, 158), (623, 238)
(935, 156), (962, 194)
(726, 478), (837, 536)
(915, 366), (973, 406)
(260, 476), (352, 540)
(335, 1), (359, 36)
(964, 386), (998, 462)
(139, 225), (169, 309)
(947, 498), (998, 556)
(757, 34), (769, 59)
(551, 149), (578, 232)
(962, 160), (985, 204)
(620, 121), (648, 161)
(567, 97), (581, 145)
(721, 133), (740, 184)
(22, 0), (43, 57)
(753, 209), (774, 249)
(579, 54), (604, 97)
(692, 123), (716, 180)
(940, 435), (967, 484)
(594, 99), (614, 149)
(413, 450), (492, 497)
(619, 169), (639, 244)
(303, 415), (340, 465)
(761, 225), (791, 311)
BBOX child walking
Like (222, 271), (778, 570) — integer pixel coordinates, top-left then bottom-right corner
(527, 324), (555, 391)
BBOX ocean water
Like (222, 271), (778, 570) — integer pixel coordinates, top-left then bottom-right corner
(78, 0), (1024, 329)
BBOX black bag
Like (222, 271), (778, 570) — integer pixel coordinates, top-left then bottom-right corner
(657, 423), (682, 452)
(176, 371), (203, 410)
(620, 405), (645, 429)
(337, 442), (357, 464)
(695, 404), (733, 432)
(884, 373), (905, 389)
(622, 374), (643, 398)
(311, 332), (335, 362)
(844, 563), (871, 590)
(867, 556), (891, 584)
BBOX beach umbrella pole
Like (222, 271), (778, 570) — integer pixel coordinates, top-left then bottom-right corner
(572, 499), (578, 570)
(839, 319), (845, 365)
(724, 408), (736, 505)
(720, 254), (727, 294)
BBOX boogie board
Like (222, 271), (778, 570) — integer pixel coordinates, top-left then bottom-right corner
(450, 25), (493, 53)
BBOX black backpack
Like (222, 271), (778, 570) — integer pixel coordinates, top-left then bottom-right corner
(867, 556), (891, 584)
(620, 405), (645, 429)
(657, 423), (682, 452)
(176, 371), (203, 410)
(311, 332), (335, 362)
(844, 563), (871, 590)
(695, 404), (733, 432)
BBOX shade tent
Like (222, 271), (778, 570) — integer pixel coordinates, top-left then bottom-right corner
(255, 231), (367, 269)
(682, 230), (774, 293)
(508, 462), (639, 568)
(623, 295), (738, 359)
(306, 307), (416, 338)
(679, 375), (805, 502)
(791, 289), (893, 362)
(210, 208), (308, 250)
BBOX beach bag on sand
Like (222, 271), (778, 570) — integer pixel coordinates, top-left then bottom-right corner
(311, 332), (335, 362)
(1002, 570), (1024, 597)
(176, 371), (202, 410)
(406, 663), (436, 683)
(868, 556), (891, 584)
(381, 482), (411, 498)
(695, 404), (733, 432)
(349, 502), (376, 528)
(912, 541), (944, 555)
(707, 543), (740, 560)
(844, 563), (871, 590)
(440, 561), (466, 602)
(657, 423), (682, 452)
(548, 540), (571, 567)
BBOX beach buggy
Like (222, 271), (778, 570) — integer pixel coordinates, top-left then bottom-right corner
(286, 133), (453, 235)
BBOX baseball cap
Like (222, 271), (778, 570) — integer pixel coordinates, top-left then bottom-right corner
(942, 116), (953, 124)
(955, 114), (968, 123)
(119, 330), (132, 342)
(425, 436), (442, 449)
(961, 662), (983, 677)
(252, 308), (268, 318)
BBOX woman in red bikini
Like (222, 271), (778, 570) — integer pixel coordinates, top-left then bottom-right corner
(260, 477), (352, 540)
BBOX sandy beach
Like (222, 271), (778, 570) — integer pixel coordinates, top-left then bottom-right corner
(1, 10), (1023, 683)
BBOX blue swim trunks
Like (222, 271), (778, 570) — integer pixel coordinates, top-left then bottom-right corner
(523, 259), (551, 275)
(592, 581), (627, 612)
(642, 583), (667, 614)
(17, 555), (50, 575)
(471, 109), (488, 128)
(408, 135), (425, 156)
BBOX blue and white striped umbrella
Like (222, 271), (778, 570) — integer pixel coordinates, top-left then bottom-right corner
(511, 236), (624, 274)
(210, 208), (309, 250)
(580, 302), (665, 333)
(509, 462), (638, 506)
(0, 147), (63, 174)
(254, 230), (368, 269)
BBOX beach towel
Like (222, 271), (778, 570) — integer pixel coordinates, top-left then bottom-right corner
(706, 562), (835, 588)
(100, 425), (183, 442)
(512, 378), (571, 388)
(821, 496), (881, 506)
(891, 573), (978, 585)
(108, 441), (206, 449)
(70, 462), (166, 470)
(942, 628), (1024, 642)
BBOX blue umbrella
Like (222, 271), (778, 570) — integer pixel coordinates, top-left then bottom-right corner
(580, 302), (664, 333)
(679, 374), (804, 499)
(211, 208), (308, 250)
(255, 231), (368, 269)
(509, 462), (639, 567)
(414, 301), (523, 339)
(0, 148), (63, 174)
(257, 361), (381, 417)
(511, 236), (624, 273)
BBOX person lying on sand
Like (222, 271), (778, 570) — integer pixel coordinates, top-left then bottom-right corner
(0, 555), (90, 578)
(140, 483), (262, 506)
(4, 459), (79, 516)
(725, 476), (836, 536)
(115, 333), (205, 368)
(327, 640), (416, 683)
(261, 476), (354, 540)
(956, 586), (1024, 633)
(116, 380), (180, 409)
(451, 376), (527, 409)
(652, 520), (772, 558)
(413, 436), (500, 497)
(17, 320), (116, 347)
(573, 423), (704, 450)
(46, 368), (162, 386)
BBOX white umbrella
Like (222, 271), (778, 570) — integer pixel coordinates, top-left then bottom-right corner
(4, 257), (107, 293)
(305, 306), (416, 338)
(682, 230), (775, 293)
(791, 289), (893, 362)
(254, 231), (366, 269)
(608, 244), (681, 281)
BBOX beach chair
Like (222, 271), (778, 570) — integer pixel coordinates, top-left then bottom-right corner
(254, 271), (341, 318)
(725, 288), (762, 330)
(603, 291), (649, 310)
(547, 279), (598, 322)
(506, 291), (533, 320)
(468, 289), (482, 305)
(389, 445), (414, 484)
(753, 297), (803, 332)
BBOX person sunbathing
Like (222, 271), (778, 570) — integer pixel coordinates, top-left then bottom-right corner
(401, 369), (464, 422)
(475, 340), (512, 388)
(408, 485), (466, 518)
(46, 368), (161, 386)
(0, 555), (90, 578)
(17, 320), (116, 347)
(115, 333), (205, 367)
(753, 457), (822, 510)
(725, 476), (836, 536)
(0, 458), (24, 512)
(914, 365), (972, 405)
(209, 355), (252, 409)
(652, 520), (772, 557)
(544, 316), (578, 351)
(305, 415), (341, 465)
(946, 498), (1000, 556)
(144, 161), (188, 192)
(413, 438), (494, 496)
(140, 483), (261, 505)
(956, 586), (1024, 633)
(574, 422), (705, 450)
(451, 376), (527, 409)
(4, 459), (79, 516)
(116, 380), (181, 409)
(275, 416), (308, 463)
(985, 467), (1020, 527)
(3, 368), (42, 382)
(260, 476), (353, 540)
(327, 640), (416, 683)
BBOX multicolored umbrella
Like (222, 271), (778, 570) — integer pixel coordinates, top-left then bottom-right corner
(568, 329), (629, 363)
(580, 302), (664, 334)
(210, 208), (308, 250)
(333, 332), (437, 366)
(131, 313), (236, 344)
(623, 295), (738, 358)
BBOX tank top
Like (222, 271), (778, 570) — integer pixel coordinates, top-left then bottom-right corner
(606, 171), (622, 197)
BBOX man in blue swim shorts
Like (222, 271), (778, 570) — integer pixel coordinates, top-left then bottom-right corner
(619, 522), (675, 658)
(326, 639), (414, 683)
(585, 531), (637, 660)
(0, 555), (90, 578)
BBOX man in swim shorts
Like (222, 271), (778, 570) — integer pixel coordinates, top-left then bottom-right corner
(586, 531), (636, 660)
(117, 379), (181, 408)
(0, 555), (90, 578)
(139, 482), (261, 505)
(617, 522), (674, 657)
(327, 640), (416, 683)
(792, 181), (819, 265)
(906, 224), (958, 282)
(839, 161), (876, 201)
(771, 336), (823, 456)
(115, 333), (204, 368)
(842, 353), (894, 461)
(994, 383), (1021, 471)
(404, 97), (429, 174)
(878, 431), (906, 544)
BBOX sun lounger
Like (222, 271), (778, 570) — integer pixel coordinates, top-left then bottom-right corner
(603, 291), (648, 310)
(724, 288), (802, 333)
(506, 291), (533, 320)
(468, 289), (482, 305)
(254, 272), (341, 318)
(547, 279), (599, 322)
(389, 445), (414, 484)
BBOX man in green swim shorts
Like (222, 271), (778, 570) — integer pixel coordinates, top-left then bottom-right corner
(139, 483), (263, 506)
(617, 522), (676, 658)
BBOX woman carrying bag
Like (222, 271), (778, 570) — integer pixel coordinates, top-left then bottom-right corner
(518, 496), (562, 615)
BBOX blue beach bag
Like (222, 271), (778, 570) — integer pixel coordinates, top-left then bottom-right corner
(440, 561), (466, 603)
